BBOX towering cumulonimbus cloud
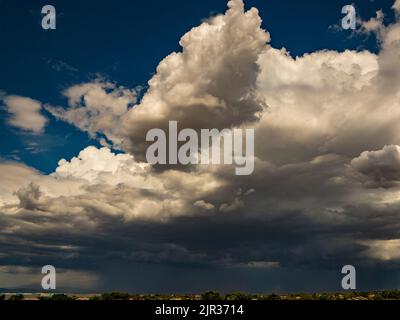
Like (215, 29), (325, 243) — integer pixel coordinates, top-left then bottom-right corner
(119, 0), (269, 157)
(47, 0), (270, 158)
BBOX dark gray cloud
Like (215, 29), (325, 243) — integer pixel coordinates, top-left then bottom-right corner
(349, 145), (400, 188)
(1, 196), (400, 292)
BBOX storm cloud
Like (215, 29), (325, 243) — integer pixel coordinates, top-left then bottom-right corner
(2, 0), (400, 292)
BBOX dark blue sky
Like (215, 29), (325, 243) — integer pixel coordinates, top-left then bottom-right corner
(0, 0), (394, 174)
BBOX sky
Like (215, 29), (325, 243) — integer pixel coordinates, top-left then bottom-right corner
(1, 0), (400, 293)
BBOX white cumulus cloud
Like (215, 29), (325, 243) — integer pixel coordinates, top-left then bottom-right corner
(3, 95), (48, 133)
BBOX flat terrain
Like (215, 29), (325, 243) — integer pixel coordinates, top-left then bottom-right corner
(2, 290), (400, 300)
